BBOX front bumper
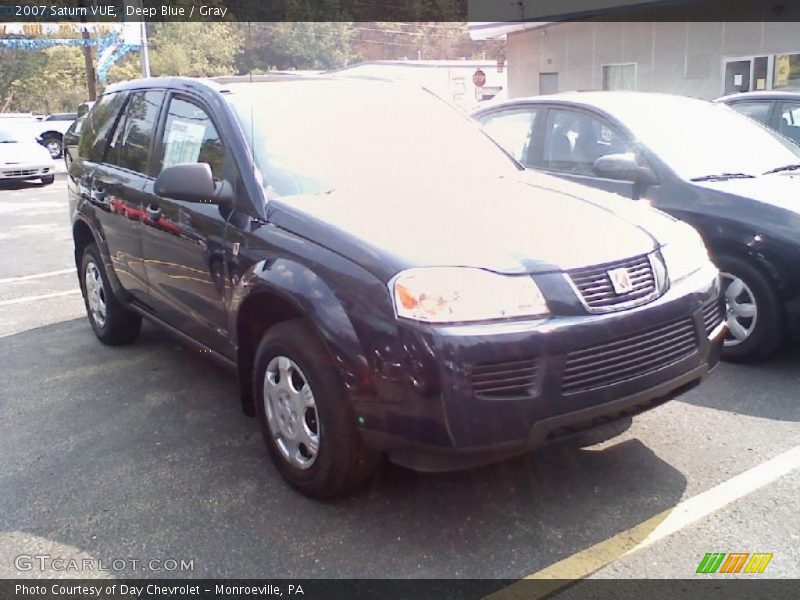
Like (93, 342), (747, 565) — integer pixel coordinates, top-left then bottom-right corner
(357, 266), (724, 471)
(0, 164), (54, 179)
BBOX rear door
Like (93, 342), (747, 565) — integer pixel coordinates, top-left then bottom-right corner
(141, 93), (233, 353)
(90, 89), (165, 304)
(73, 90), (150, 302)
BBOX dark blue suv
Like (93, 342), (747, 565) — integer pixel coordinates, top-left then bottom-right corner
(69, 77), (723, 497)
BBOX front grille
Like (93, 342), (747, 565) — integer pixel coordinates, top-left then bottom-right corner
(562, 318), (698, 394)
(471, 358), (538, 399)
(3, 169), (37, 177)
(568, 254), (657, 312)
(702, 296), (724, 336)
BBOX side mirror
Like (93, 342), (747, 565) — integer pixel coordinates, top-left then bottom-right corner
(593, 153), (658, 186)
(154, 162), (233, 206)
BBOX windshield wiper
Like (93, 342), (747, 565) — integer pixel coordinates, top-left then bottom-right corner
(763, 163), (800, 175)
(690, 173), (756, 182)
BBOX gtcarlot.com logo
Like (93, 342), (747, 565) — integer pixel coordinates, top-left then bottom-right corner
(696, 552), (773, 574)
(15, 554), (194, 572)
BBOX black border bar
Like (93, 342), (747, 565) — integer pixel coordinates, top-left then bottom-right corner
(0, 0), (799, 22)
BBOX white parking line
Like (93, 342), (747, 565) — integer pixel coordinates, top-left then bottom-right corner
(0, 290), (81, 307)
(488, 443), (800, 599)
(0, 268), (75, 285)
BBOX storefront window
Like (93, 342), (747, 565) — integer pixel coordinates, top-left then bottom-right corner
(773, 54), (800, 89)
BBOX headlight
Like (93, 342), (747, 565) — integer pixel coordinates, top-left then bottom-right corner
(392, 267), (549, 323)
(661, 223), (712, 283)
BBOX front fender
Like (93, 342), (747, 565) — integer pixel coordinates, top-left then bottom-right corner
(229, 257), (395, 399)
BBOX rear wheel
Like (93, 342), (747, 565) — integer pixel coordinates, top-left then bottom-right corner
(80, 244), (141, 345)
(254, 320), (379, 497)
(716, 254), (783, 361)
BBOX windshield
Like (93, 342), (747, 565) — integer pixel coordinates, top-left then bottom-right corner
(610, 97), (800, 180)
(226, 79), (519, 198)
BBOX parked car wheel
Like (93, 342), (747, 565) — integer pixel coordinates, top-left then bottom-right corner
(254, 319), (379, 498)
(41, 174), (55, 185)
(716, 254), (783, 361)
(80, 244), (142, 345)
(41, 134), (62, 159)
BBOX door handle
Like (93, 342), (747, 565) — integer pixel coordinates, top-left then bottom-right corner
(146, 204), (162, 221)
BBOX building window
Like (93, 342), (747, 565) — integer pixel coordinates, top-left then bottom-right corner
(602, 64), (636, 91)
(774, 54), (800, 89)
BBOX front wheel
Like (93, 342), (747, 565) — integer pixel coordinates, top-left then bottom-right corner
(716, 254), (783, 361)
(254, 320), (379, 498)
(80, 244), (142, 345)
(41, 174), (55, 185)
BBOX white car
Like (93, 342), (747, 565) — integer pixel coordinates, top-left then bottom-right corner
(0, 126), (56, 184)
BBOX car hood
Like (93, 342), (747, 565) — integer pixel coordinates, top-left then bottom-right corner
(692, 174), (800, 214)
(0, 141), (52, 164)
(268, 172), (668, 280)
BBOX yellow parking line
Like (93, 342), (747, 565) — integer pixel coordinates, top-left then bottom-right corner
(486, 444), (800, 599)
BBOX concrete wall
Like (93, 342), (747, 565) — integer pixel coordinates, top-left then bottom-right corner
(507, 21), (800, 99)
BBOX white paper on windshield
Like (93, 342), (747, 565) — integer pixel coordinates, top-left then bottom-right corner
(162, 120), (206, 169)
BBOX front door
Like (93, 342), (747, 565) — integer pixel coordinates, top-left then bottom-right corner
(142, 93), (233, 354)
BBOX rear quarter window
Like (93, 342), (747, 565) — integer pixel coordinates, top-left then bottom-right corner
(78, 91), (128, 162)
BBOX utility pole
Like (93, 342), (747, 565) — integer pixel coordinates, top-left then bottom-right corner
(138, 0), (150, 77)
(78, 0), (97, 100)
(140, 20), (150, 78)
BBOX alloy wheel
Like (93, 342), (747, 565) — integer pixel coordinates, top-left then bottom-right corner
(720, 271), (757, 347)
(263, 356), (320, 470)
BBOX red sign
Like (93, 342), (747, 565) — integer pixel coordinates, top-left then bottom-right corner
(472, 69), (486, 88)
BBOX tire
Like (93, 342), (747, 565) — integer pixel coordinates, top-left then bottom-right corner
(42, 135), (62, 159)
(253, 319), (379, 498)
(41, 174), (55, 185)
(80, 243), (142, 345)
(715, 254), (783, 361)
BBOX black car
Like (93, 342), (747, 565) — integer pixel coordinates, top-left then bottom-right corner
(716, 90), (800, 146)
(62, 116), (84, 171)
(69, 77), (723, 497)
(474, 92), (800, 361)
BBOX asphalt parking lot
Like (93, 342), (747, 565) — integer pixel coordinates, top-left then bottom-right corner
(1, 177), (799, 583)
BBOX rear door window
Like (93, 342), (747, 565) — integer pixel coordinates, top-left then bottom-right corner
(78, 91), (128, 162)
(106, 90), (165, 175)
(778, 101), (800, 144)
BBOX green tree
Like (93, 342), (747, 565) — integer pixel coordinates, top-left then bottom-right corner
(148, 22), (243, 77)
(238, 22), (355, 71)
(5, 46), (88, 114)
(0, 49), (48, 112)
